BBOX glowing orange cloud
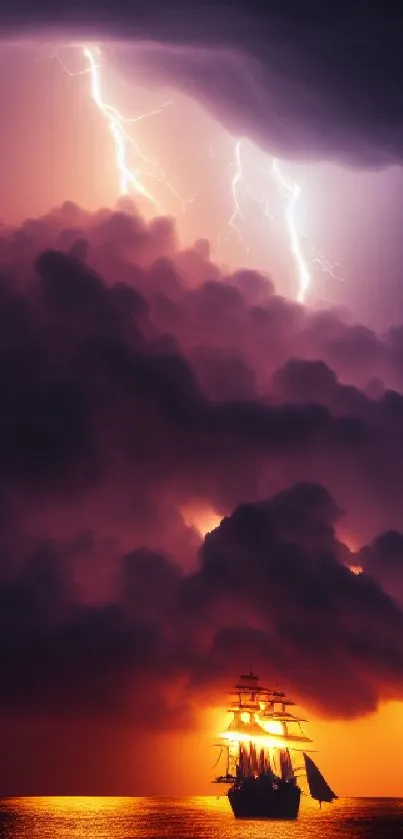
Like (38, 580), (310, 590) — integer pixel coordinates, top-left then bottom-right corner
(181, 505), (223, 537)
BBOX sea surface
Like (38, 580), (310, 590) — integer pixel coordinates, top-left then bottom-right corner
(0, 796), (401, 838)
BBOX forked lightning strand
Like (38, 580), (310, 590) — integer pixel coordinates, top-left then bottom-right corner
(56, 46), (190, 213)
(226, 140), (273, 249)
(84, 47), (159, 207)
(309, 248), (345, 282)
(225, 142), (311, 302)
(225, 140), (344, 304)
(228, 139), (249, 249)
(56, 47), (341, 305)
(271, 158), (310, 304)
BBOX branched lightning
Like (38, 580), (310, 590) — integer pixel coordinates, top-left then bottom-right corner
(225, 138), (343, 304)
(226, 140), (273, 250)
(270, 158), (310, 303)
(84, 46), (160, 208)
(54, 45), (343, 306)
(308, 248), (345, 282)
(55, 46), (193, 213)
(227, 139), (249, 249)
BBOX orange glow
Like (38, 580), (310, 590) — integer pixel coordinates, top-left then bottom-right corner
(201, 701), (403, 797)
(240, 711), (250, 723)
(336, 529), (363, 574)
(219, 729), (296, 750)
(261, 719), (285, 736)
(348, 564), (363, 575)
(337, 529), (361, 554)
(180, 504), (223, 537)
(16, 796), (133, 813)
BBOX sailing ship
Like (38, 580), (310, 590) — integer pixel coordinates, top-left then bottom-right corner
(213, 671), (337, 820)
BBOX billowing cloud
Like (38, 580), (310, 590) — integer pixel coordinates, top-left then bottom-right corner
(359, 531), (403, 605)
(0, 201), (402, 726)
(1, 3), (403, 165)
(1, 481), (403, 723)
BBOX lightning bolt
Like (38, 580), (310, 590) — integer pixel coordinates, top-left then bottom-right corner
(227, 139), (249, 249)
(55, 46), (342, 306)
(309, 248), (345, 282)
(225, 139), (343, 305)
(225, 139), (274, 251)
(84, 46), (161, 208)
(270, 158), (310, 304)
(225, 140), (311, 302)
(271, 161), (346, 299)
(55, 46), (192, 214)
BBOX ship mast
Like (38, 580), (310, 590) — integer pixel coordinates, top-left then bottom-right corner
(213, 672), (337, 812)
(214, 671), (312, 784)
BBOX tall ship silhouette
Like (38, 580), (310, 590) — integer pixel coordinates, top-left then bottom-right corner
(213, 672), (337, 820)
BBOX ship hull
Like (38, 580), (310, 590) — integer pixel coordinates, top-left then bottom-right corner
(228, 780), (301, 820)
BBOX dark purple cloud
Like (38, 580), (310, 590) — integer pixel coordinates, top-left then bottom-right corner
(1, 2), (403, 165)
(359, 531), (403, 605)
(0, 202), (401, 724)
(1, 482), (403, 723)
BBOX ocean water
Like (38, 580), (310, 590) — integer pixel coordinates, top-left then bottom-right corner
(0, 796), (402, 838)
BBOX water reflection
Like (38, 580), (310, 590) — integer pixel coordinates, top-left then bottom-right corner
(0, 796), (401, 838)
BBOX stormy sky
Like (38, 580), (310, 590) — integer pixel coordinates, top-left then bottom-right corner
(0, 0), (402, 796)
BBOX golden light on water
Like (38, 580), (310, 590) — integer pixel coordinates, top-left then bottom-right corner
(16, 797), (134, 814)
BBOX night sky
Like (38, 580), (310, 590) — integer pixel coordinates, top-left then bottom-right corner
(0, 0), (402, 796)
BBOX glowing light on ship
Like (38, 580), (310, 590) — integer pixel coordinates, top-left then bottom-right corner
(218, 729), (300, 751)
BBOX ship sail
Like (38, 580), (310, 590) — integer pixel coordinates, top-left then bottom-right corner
(279, 748), (293, 781)
(213, 672), (336, 821)
(303, 753), (337, 803)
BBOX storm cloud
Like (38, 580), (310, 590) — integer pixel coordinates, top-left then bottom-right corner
(1, 2), (403, 165)
(0, 201), (402, 724)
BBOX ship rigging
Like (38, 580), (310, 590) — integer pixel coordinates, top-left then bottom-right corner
(213, 671), (337, 820)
